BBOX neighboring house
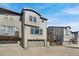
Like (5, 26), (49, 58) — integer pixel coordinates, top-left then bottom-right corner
(20, 8), (47, 48)
(47, 26), (71, 45)
(0, 8), (21, 44)
(70, 31), (79, 44)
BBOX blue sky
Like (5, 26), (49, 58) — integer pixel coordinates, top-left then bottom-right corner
(0, 3), (79, 31)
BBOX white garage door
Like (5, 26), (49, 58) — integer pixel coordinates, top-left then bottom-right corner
(27, 40), (45, 48)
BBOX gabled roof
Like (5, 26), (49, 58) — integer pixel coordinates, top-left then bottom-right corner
(0, 8), (20, 15)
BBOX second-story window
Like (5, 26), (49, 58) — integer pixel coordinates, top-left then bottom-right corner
(0, 26), (15, 36)
(35, 28), (39, 35)
(40, 29), (42, 35)
(30, 27), (43, 35)
(6, 26), (15, 35)
(0, 26), (5, 35)
(31, 27), (35, 34)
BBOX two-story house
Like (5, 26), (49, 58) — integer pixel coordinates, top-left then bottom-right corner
(0, 8), (21, 44)
(21, 8), (47, 48)
(47, 26), (71, 45)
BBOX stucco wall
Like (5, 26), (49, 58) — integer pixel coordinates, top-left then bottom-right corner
(24, 11), (40, 26)
(23, 11), (47, 40)
(0, 14), (21, 38)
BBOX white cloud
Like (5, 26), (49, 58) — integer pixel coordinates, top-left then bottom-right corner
(62, 6), (79, 15)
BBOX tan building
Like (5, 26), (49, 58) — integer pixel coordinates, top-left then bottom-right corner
(21, 8), (47, 48)
(0, 8), (21, 44)
(47, 26), (71, 45)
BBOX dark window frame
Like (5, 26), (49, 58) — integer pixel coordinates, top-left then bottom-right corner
(35, 28), (39, 35)
(29, 15), (37, 22)
(31, 27), (35, 34)
(40, 29), (43, 35)
(34, 17), (36, 22)
(29, 15), (32, 21)
(30, 27), (43, 35)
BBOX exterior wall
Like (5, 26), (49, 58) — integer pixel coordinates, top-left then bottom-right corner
(0, 14), (21, 38)
(77, 32), (79, 44)
(47, 27), (53, 42)
(47, 26), (71, 45)
(70, 32), (79, 44)
(63, 27), (71, 42)
(22, 10), (47, 48)
(47, 27), (64, 45)
(77, 32), (79, 42)
(63, 27), (71, 45)
(54, 28), (63, 42)
(24, 11), (40, 27)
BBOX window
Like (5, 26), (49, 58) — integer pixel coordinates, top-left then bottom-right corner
(35, 28), (39, 34)
(30, 27), (43, 35)
(31, 28), (35, 34)
(34, 17), (36, 22)
(6, 26), (15, 35)
(40, 29), (42, 35)
(29, 16), (32, 21)
(29, 15), (37, 22)
(0, 26), (15, 36)
(0, 26), (6, 35)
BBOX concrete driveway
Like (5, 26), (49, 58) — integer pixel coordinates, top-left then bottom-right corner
(0, 45), (79, 56)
